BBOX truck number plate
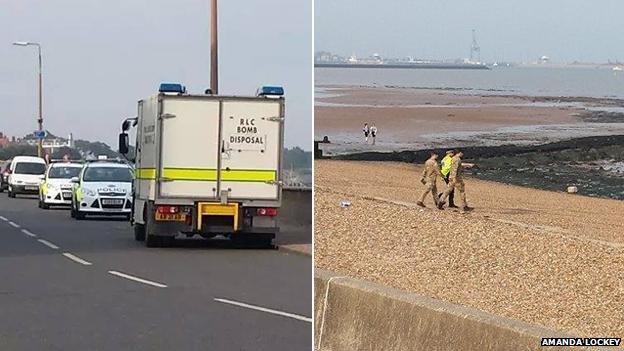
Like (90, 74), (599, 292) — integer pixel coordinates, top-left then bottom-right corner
(25, 186), (38, 191)
(155, 213), (186, 221)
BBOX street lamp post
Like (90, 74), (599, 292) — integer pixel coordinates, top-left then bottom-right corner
(210, 0), (218, 95)
(13, 41), (44, 158)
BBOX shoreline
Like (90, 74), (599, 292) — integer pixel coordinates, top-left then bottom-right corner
(315, 85), (624, 155)
(327, 134), (624, 200)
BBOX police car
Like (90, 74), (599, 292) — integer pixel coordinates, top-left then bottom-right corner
(70, 161), (134, 220)
(38, 162), (83, 209)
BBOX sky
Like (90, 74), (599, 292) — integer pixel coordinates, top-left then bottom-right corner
(315, 0), (624, 64)
(1, 0), (312, 150)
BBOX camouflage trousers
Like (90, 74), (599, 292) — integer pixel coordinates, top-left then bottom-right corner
(440, 178), (466, 208)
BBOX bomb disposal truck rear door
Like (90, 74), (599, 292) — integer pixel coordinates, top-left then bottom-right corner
(220, 99), (282, 200)
(158, 95), (282, 201)
(158, 96), (220, 199)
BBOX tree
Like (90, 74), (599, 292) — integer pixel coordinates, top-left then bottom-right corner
(51, 147), (82, 160)
(0, 144), (38, 160)
(283, 147), (312, 170)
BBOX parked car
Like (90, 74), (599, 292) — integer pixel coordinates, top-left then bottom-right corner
(0, 159), (12, 192)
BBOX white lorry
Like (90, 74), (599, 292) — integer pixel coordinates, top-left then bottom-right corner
(119, 83), (284, 247)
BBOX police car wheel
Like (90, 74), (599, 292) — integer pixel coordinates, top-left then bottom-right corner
(41, 201), (49, 210)
(75, 209), (85, 220)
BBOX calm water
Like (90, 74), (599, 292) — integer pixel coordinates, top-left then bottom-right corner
(315, 66), (624, 99)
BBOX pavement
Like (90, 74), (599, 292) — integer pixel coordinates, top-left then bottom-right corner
(0, 193), (312, 351)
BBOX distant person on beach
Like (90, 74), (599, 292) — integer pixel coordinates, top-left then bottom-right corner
(362, 123), (369, 143)
(417, 151), (440, 208)
(438, 149), (474, 213)
(439, 150), (457, 208)
(370, 124), (378, 145)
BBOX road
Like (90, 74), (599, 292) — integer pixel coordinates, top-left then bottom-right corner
(0, 194), (312, 350)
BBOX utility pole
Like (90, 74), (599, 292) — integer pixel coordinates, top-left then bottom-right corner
(210, 0), (219, 95)
(470, 29), (481, 63)
(13, 41), (44, 157)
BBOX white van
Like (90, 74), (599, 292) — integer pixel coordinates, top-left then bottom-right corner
(7, 156), (47, 198)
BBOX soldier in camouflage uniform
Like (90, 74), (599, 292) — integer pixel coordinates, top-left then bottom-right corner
(417, 152), (440, 207)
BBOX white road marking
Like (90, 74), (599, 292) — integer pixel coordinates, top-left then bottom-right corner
(214, 298), (312, 323)
(0, 216), (7, 221)
(62, 253), (92, 266)
(107, 271), (167, 288)
(21, 229), (37, 238)
(8, 221), (20, 228)
(37, 239), (59, 250)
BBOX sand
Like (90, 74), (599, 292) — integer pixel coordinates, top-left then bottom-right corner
(315, 160), (624, 338)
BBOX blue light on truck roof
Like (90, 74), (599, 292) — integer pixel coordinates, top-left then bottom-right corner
(159, 83), (186, 93)
(257, 86), (284, 96)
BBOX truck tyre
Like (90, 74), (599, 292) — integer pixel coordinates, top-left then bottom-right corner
(134, 223), (146, 241)
(144, 203), (161, 247)
(145, 232), (160, 247)
(160, 236), (174, 247)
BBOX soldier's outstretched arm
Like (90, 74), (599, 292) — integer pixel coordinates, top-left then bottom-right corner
(462, 162), (475, 169)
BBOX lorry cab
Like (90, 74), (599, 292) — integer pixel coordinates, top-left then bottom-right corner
(120, 83), (284, 247)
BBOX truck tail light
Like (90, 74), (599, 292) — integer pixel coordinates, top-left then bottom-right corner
(256, 208), (278, 217)
(157, 205), (179, 214)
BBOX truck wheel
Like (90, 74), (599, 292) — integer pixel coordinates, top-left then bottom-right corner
(143, 203), (174, 248)
(160, 236), (174, 247)
(134, 223), (146, 241)
(251, 237), (274, 249)
(144, 213), (160, 247)
(145, 232), (160, 247)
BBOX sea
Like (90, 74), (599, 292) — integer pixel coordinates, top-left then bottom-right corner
(315, 66), (624, 197)
(315, 66), (624, 99)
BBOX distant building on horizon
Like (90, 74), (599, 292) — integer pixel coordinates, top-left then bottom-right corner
(21, 131), (74, 154)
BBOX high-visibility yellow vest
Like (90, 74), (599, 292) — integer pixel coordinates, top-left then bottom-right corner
(441, 155), (453, 177)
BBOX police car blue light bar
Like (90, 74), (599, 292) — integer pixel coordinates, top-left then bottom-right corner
(159, 83), (186, 93)
(257, 86), (284, 96)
